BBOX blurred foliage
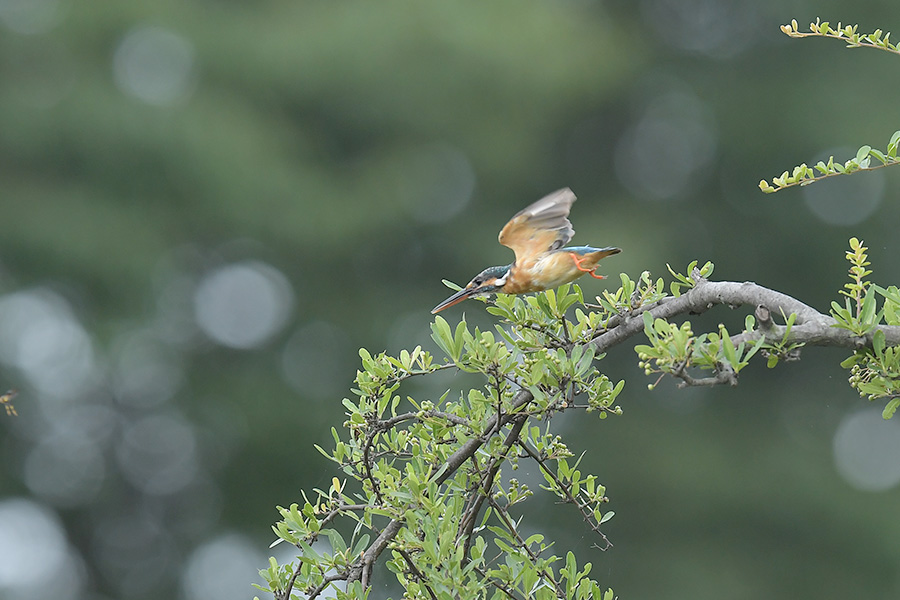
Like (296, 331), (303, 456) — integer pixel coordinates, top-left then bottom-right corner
(1, 2), (900, 600)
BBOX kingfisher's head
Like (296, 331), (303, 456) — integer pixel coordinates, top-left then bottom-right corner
(431, 265), (510, 314)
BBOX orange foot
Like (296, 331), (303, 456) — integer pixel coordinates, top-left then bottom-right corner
(568, 252), (606, 279)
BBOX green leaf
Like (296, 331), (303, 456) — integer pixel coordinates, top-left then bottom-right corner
(452, 319), (469, 358)
(883, 397), (900, 419)
(876, 284), (900, 304)
(859, 285), (879, 326)
(873, 329), (886, 359)
(856, 144), (872, 163)
(744, 314), (756, 331)
(721, 326), (736, 368)
(839, 354), (860, 369)
(431, 316), (455, 358)
(352, 534), (371, 557)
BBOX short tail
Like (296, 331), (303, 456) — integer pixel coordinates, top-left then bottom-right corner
(589, 246), (621, 260)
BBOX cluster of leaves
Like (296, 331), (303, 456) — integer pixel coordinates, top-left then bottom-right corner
(634, 261), (774, 387)
(833, 239), (900, 418)
(635, 247), (900, 417)
(832, 237), (878, 336)
(255, 284), (623, 600)
(636, 314), (763, 389)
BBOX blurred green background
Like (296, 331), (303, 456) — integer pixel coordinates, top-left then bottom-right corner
(2, 1), (900, 599)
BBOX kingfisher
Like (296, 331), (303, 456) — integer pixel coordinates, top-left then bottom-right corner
(431, 188), (620, 313)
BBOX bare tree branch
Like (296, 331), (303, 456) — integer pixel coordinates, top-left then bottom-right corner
(395, 548), (439, 600)
(458, 413), (528, 560)
(672, 358), (738, 388)
(592, 277), (900, 355)
(347, 518), (403, 589)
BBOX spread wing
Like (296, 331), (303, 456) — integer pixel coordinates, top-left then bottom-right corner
(498, 188), (576, 264)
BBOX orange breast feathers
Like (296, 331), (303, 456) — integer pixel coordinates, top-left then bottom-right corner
(503, 250), (609, 294)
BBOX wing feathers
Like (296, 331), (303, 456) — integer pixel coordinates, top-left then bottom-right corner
(498, 188), (576, 263)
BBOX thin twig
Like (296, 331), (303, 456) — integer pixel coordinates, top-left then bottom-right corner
(458, 414), (529, 560)
(345, 390), (538, 587)
(486, 495), (566, 598)
(395, 548), (439, 600)
(517, 441), (612, 550)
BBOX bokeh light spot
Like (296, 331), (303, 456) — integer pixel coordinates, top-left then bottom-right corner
(116, 413), (199, 495)
(401, 143), (476, 224)
(194, 261), (295, 350)
(281, 321), (352, 400)
(0, 0), (61, 34)
(833, 408), (900, 492)
(111, 330), (184, 408)
(802, 149), (884, 226)
(24, 437), (106, 507)
(615, 88), (717, 201)
(640, 0), (762, 58)
(112, 24), (196, 106)
(0, 499), (83, 600)
(94, 512), (175, 597)
(0, 289), (97, 400)
(181, 533), (266, 600)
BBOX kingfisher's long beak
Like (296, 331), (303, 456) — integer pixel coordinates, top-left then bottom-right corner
(431, 286), (481, 314)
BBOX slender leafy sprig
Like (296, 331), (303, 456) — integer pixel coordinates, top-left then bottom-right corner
(666, 260), (714, 297)
(760, 311), (803, 369)
(831, 239), (900, 418)
(840, 237), (873, 313)
(780, 18), (900, 55)
(759, 134), (900, 194)
(831, 238), (882, 336)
